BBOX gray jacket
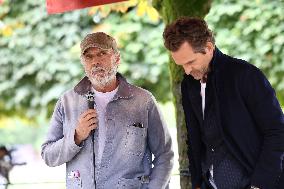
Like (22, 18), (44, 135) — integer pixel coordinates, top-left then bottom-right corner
(41, 74), (174, 189)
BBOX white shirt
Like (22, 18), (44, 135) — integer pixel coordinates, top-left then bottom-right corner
(93, 86), (118, 164)
(200, 82), (206, 118)
(200, 81), (218, 189)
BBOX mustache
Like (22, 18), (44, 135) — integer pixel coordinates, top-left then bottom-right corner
(91, 67), (107, 73)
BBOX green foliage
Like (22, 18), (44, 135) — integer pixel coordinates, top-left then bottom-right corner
(101, 11), (171, 102)
(206, 0), (284, 105)
(1, 0), (283, 121)
(0, 0), (171, 120)
(0, 0), (94, 118)
(0, 116), (48, 149)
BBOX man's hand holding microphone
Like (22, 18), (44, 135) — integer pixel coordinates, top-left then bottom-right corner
(74, 91), (98, 146)
(74, 109), (98, 145)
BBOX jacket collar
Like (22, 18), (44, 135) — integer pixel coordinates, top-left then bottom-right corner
(210, 47), (227, 75)
(74, 73), (133, 100)
(205, 46), (222, 76)
(182, 47), (223, 125)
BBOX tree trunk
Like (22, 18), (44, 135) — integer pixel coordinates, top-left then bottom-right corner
(152, 1), (212, 188)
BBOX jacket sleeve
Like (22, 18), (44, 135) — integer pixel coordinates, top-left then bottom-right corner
(146, 95), (174, 189)
(241, 66), (284, 189)
(41, 98), (82, 167)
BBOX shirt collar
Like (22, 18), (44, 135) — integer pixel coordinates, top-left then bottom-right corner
(74, 73), (133, 100)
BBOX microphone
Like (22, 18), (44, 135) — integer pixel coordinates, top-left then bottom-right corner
(85, 91), (96, 135)
(85, 91), (95, 109)
(85, 91), (96, 134)
(85, 91), (97, 186)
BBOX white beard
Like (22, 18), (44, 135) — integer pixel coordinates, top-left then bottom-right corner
(85, 62), (118, 88)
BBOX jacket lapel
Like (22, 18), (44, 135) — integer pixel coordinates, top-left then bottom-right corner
(187, 78), (203, 126)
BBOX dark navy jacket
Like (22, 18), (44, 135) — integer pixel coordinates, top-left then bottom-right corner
(181, 48), (284, 189)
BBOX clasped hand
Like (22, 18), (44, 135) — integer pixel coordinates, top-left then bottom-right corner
(74, 109), (98, 145)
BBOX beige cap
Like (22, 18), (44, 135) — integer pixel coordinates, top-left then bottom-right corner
(80, 32), (118, 55)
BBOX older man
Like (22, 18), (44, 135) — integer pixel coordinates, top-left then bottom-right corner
(41, 32), (174, 189)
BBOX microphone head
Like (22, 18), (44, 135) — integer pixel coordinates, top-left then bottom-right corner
(85, 91), (95, 109)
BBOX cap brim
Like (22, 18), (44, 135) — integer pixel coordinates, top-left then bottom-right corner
(81, 44), (112, 54)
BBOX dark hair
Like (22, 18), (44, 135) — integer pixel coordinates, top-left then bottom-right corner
(163, 17), (215, 53)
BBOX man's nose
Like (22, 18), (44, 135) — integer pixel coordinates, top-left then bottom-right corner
(91, 60), (101, 67)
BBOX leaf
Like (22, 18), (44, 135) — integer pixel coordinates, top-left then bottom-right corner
(137, 1), (147, 16)
(1, 25), (13, 36)
(146, 6), (159, 22)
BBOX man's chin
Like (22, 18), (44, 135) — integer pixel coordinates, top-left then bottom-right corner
(90, 80), (107, 88)
(88, 72), (117, 87)
(89, 76), (112, 86)
(192, 75), (202, 80)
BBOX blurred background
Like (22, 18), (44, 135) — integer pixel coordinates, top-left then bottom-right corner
(0, 0), (283, 188)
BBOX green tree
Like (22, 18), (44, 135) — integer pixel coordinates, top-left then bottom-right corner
(1, 1), (283, 189)
(100, 11), (171, 102)
(0, 0), (93, 118)
(0, 0), (171, 119)
(0, 0), (212, 188)
(206, 0), (284, 105)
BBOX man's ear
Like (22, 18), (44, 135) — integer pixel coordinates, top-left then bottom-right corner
(205, 42), (214, 54)
(80, 55), (84, 65)
(115, 53), (121, 64)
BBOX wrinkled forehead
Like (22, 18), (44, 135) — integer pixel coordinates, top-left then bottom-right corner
(83, 47), (113, 55)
